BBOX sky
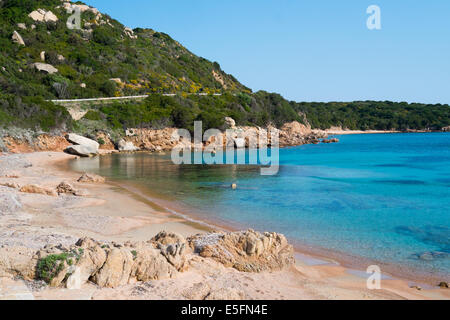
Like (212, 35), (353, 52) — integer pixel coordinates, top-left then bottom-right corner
(87, 0), (450, 104)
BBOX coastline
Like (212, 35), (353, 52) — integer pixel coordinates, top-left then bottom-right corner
(0, 151), (449, 300)
(89, 169), (449, 288)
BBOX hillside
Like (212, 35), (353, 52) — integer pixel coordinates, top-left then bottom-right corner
(0, 0), (449, 140)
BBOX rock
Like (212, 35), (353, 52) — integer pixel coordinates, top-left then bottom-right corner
(43, 11), (58, 23)
(188, 229), (295, 272)
(80, 83), (86, 88)
(109, 78), (123, 85)
(225, 117), (236, 129)
(66, 133), (100, 150)
(12, 31), (25, 46)
(438, 282), (449, 289)
(231, 183), (237, 190)
(17, 23), (27, 30)
(65, 145), (98, 157)
(281, 121), (312, 136)
(28, 10), (45, 22)
(234, 138), (246, 149)
(31, 235), (187, 288)
(77, 173), (105, 183)
(32, 63), (58, 74)
(40, 51), (46, 62)
(1, 67), (5, 72)
(118, 139), (139, 152)
(19, 184), (57, 197)
(0, 182), (20, 189)
(28, 9), (58, 23)
(152, 231), (188, 271)
(0, 246), (37, 279)
(57, 54), (65, 62)
(56, 182), (77, 195)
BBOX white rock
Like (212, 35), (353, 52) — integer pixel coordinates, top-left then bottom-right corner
(33, 63), (58, 74)
(44, 11), (58, 23)
(40, 51), (46, 62)
(234, 138), (246, 149)
(28, 10), (45, 22)
(65, 145), (98, 157)
(17, 23), (27, 30)
(80, 83), (86, 88)
(12, 31), (25, 46)
(118, 139), (139, 152)
(66, 133), (100, 151)
(57, 54), (65, 62)
(225, 117), (236, 129)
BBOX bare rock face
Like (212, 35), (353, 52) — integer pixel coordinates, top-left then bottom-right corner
(28, 9), (58, 23)
(65, 133), (99, 157)
(152, 231), (188, 271)
(19, 184), (57, 197)
(33, 62), (58, 74)
(12, 31), (25, 46)
(77, 173), (105, 183)
(224, 117), (236, 129)
(56, 181), (83, 196)
(118, 139), (139, 152)
(64, 145), (98, 157)
(26, 234), (189, 289)
(0, 246), (36, 279)
(188, 229), (295, 272)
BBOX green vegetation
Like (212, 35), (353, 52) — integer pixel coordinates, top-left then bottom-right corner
(293, 101), (450, 131)
(36, 253), (73, 283)
(0, 0), (448, 135)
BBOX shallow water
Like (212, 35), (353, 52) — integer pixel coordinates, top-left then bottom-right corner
(70, 133), (450, 278)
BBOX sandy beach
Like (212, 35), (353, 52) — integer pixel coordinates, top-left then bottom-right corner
(0, 151), (449, 300)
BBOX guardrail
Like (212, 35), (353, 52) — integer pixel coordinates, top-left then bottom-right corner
(49, 93), (223, 103)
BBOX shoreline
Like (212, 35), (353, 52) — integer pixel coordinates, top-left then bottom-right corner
(1, 151), (449, 300)
(61, 154), (449, 288)
(89, 169), (449, 288)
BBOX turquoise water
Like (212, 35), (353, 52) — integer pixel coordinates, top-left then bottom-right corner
(70, 133), (450, 277)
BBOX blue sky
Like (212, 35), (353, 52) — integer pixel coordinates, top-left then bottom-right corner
(88, 0), (450, 104)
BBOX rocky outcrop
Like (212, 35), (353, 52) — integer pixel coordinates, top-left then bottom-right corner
(33, 63), (58, 74)
(188, 229), (295, 272)
(12, 31), (25, 46)
(28, 9), (58, 23)
(118, 139), (140, 152)
(224, 117), (236, 129)
(21, 232), (189, 289)
(56, 181), (86, 196)
(77, 173), (105, 183)
(19, 184), (57, 197)
(64, 133), (99, 157)
(64, 145), (98, 157)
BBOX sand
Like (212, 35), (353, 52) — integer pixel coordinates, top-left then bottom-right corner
(0, 151), (449, 300)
